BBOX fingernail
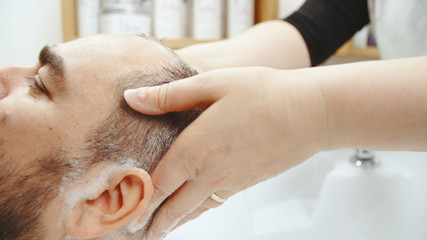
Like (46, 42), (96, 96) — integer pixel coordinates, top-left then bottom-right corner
(124, 87), (146, 104)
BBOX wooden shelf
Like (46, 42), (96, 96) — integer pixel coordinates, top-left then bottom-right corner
(336, 40), (380, 59)
(156, 38), (219, 49)
(62, 0), (78, 42)
(255, 0), (278, 23)
(61, 0), (379, 58)
(61, 0), (279, 43)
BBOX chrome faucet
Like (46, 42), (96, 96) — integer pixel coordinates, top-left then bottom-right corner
(350, 149), (379, 169)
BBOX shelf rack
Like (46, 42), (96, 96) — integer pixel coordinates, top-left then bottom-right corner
(62, 0), (279, 44)
(61, 0), (379, 59)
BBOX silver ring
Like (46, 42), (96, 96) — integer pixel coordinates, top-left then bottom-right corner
(210, 193), (227, 203)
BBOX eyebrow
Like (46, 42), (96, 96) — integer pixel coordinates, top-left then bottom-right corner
(38, 45), (67, 94)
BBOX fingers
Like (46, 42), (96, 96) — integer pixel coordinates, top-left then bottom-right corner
(127, 152), (195, 232)
(127, 128), (208, 232)
(145, 180), (207, 239)
(146, 186), (225, 240)
(124, 73), (222, 115)
(171, 198), (223, 231)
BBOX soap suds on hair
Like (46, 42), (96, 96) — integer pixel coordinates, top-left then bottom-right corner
(59, 158), (148, 238)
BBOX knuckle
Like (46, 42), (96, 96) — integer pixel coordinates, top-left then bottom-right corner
(182, 149), (205, 178)
(152, 177), (171, 197)
(192, 73), (220, 99)
(197, 206), (211, 213)
(155, 83), (170, 110)
(165, 203), (189, 220)
(208, 174), (230, 189)
(193, 74), (210, 88)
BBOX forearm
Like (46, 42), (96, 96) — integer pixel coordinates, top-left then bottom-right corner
(176, 20), (311, 72)
(294, 57), (427, 151)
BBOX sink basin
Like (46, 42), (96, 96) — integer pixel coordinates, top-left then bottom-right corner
(166, 149), (427, 240)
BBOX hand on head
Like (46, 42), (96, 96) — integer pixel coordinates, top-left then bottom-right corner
(124, 66), (326, 240)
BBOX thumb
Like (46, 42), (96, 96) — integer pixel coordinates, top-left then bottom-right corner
(124, 74), (221, 115)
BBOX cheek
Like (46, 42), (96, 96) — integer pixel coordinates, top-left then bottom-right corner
(1, 99), (66, 164)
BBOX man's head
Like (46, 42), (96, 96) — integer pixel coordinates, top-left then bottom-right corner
(0, 34), (200, 239)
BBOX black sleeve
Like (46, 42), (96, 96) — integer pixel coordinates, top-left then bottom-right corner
(285, 0), (370, 66)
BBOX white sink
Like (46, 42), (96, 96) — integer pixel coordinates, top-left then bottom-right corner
(166, 149), (427, 240)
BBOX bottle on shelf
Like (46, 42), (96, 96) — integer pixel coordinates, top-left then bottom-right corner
(192, 0), (225, 40)
(226, 0), (254, 37)
(77, 0), (100, 37)
(153, 0), (187, 39)
(99, 0), (152, 35)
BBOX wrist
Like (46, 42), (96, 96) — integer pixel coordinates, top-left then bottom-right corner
(280, 69), (332, 153)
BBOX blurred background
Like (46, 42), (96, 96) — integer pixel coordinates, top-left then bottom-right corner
(1, 1), (425, 239)
(0, 0), (377, 65)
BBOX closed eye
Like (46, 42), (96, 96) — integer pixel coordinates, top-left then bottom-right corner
(27, 75), (50, 97)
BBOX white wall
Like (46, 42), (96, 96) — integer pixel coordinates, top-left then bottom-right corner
(278, 0), (306, 19)
(0, 0), (63, 65)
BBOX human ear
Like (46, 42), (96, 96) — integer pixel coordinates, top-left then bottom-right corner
(64, 167), (153, 239)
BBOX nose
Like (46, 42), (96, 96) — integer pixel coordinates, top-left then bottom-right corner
(0, 65), (35, 96)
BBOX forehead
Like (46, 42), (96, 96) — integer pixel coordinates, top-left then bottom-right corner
(46, 35), (174, 146)
(55, 35), (171, 77)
